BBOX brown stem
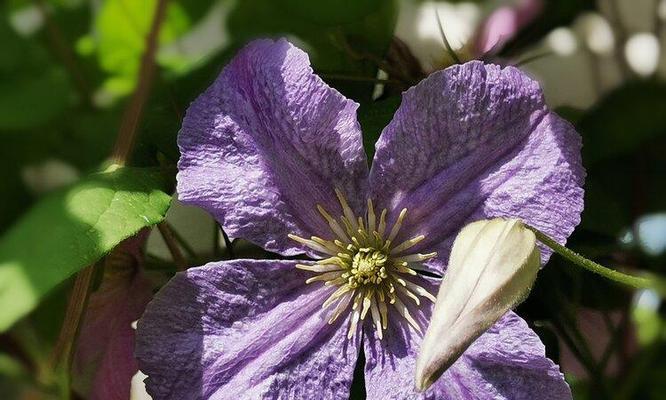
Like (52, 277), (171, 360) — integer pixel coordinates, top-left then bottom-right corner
(110, 0), (169, 165)
(48, 0), (170, 388)
(337, 33), (414, 86)
(157, 222), (187, 271)
(49, 264), (96, 372)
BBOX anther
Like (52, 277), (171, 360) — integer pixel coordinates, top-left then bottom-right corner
(292, 190), (438, 340)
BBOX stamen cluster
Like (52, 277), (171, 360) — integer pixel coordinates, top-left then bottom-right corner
(289, 190), (437, 340)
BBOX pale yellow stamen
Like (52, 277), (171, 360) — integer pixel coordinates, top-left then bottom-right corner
(379, 300), (389, 329)
(316, 257), (347, 267)
(392, 296), (422, 334)
(323, 284), (353, 309)
(391, 235), (425, 254)
(335, 189), (358, 231)
(394, 263), (418, 275)
(289, 192), (436, 340)
(378, 209), (388, 238)
(329, 292), (353, 324)
(325, 277), (347, 287)
(370, 299), (383, 339)
(404, 279), (437, 303)
(395, 283), (421, 305)
(340, 217), (356, 238)
(317, 205), (349, 242)
(367, 199), (376, 233)
(311, 236), (341, 254)
(360, 290), (373, 320)
(348, 309), (361, 339)
(288, 234), (337, 256)
(306, 271), (343, 284)
(387, 208), (407, 243)
(393, 252), (438, 263)
(296, 263), (342, 273)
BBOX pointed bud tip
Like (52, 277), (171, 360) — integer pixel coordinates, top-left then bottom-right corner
(414, 371), (433, 392)
(413, 218), (541, 393)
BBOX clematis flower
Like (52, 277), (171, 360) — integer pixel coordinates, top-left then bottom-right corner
(136, 38), (585, 399)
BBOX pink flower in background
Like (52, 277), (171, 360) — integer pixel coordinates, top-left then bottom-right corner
(474, 0), (544, 55)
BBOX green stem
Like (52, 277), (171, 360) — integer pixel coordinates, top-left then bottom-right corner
(527, 226), (652, 289)
(435, 10), (462, 64)
(169, 224), (197, 259)
(220, 226), (234, 259)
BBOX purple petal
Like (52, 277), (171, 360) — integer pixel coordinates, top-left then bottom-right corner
(369, 61), (584, 273)
(450, 312), (571, 399)
(177, 39), (368, 256)
(136, 260), (360, 399)
(364, 310), (570, 399)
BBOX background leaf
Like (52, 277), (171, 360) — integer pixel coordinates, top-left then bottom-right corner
(0, 167), (172, 332)
(87, 0), (201, 96)
(227, 0), (397, 102)
(0, 17), (74, 131)
(578, 81), (666, 165)
(357, 96), (401, 160)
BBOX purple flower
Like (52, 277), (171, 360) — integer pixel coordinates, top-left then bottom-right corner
(136, 38), (584, 399)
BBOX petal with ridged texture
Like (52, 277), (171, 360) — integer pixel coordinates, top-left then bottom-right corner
(363, 311), (570, 399)
(369, 61), (584, 274)
(177, 39), (368, 256)
(136, 260), (360, 400)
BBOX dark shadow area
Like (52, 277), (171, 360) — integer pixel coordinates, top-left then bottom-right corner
(349, 345), (367, 400)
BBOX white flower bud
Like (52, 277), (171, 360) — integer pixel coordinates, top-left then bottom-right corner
(415, 218), (540, 391)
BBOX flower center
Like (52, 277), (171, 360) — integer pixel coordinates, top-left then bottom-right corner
(288, 190), (437, 340)
(350, 248), (387, 286)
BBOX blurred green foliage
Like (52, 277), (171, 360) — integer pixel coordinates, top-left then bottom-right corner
(0, 167), (171, 332)
(227, 0), (397, 102)
(85, 0), (199, 96)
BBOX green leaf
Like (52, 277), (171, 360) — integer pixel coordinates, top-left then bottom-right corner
(554, 106), (585, 126)
(227, 0), (397, 102)
(578, 178), (628, 236)
(0, 18), (73, 130)
(358, 96), (401, 160)
(0, 68), (73, 130)
(578, 81), (666, 165)
(89, 0), (195, 96)
(0, 167), (172, 332)
(0, 353), (27, 379)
